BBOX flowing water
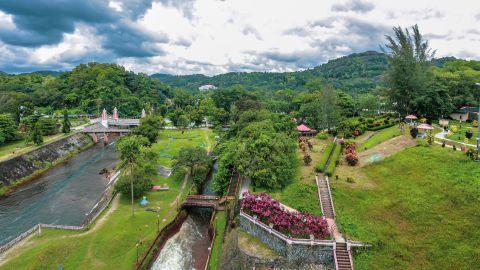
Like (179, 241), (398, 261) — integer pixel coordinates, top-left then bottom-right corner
(151, 162), (218, 270)
(0, 142), (118, 246)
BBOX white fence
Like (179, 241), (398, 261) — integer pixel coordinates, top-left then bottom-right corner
(0, 170), (121, 255)
(240, 210), (334, 246)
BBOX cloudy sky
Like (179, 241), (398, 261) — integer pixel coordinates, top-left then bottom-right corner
(0, 0), (479, 75)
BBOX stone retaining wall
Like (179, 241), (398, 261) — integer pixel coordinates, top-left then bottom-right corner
(0, 133), (92, 186)
(239, 213), (334, 266)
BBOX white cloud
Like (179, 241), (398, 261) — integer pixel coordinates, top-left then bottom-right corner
(0, 0), (479, 74)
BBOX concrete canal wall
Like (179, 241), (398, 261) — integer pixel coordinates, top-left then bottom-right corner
(0, 133), (92, 187)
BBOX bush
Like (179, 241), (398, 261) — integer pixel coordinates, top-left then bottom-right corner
(410, 128), (418, 139)
(316, 133), (329, 140)
(344, 142), (358, 166)
(465, 130), (473, 139)
(325, 144), (341, 176)
(303, 153), (312, 165)
(315, 141), (334, 172)
(367, 123), (395, 131)
(242, 192), (329, 239)
(466, 148), (478, 160)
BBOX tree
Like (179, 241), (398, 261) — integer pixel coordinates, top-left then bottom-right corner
(62, 110), (71, 134)
(383, 25), (435, 116)
(0, 114), (18, 145)
(133, 115), (163, 144)
(27, 122), (43, 145)
(38, 117), (58, 135)
(116, 135), (149, 215)
(115, 148), (157, 198)
(172, 146), (209, 176)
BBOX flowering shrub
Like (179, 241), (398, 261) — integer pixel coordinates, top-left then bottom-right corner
(345, 142), (358, 166)
(241, 192), (330, 239)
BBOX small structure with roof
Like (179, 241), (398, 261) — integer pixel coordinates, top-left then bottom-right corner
(416, 123), (434, 138)
(297, 124), (316, 136)
(405, 115), (417, 126)
(450, 106), (478, 122)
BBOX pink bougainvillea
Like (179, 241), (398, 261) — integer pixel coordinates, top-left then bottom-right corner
(241, 192), (330, 239)
(344, 142), (358, 166)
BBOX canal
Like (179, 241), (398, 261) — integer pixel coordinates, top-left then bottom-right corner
(151, 162), (218, 270)
(0, 142), (118, 246)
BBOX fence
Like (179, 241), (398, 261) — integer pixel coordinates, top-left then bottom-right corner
(239, 210), (334, 264)
(0, 170), (121, 255)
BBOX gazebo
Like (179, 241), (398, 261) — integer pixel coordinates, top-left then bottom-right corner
(416, 123), (434, 138)
(405, 115), (418, 126)
(297, 124), (315, 136)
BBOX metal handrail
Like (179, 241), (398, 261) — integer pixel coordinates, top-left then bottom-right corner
(325, 176), (336, 218)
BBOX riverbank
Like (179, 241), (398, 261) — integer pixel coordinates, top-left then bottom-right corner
(0, 132), (93, 197)
(0, 129), (215, 270)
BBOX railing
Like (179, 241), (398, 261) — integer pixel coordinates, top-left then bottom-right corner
(240, 210), (334, 246)
(333, 242), (338, 270)
(347, 242), (355, 270)
(0, 170), (121, 255)
(325, 176), (336, 218)
(316, 176), (325, 215)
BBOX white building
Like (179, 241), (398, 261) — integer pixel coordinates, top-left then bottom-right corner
(198, 84), (217, 91)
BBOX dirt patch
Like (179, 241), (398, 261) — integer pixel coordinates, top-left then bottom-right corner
(358, 135), (416, 167)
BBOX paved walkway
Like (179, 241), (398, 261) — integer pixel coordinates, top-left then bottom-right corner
(434, 126), (476, 148)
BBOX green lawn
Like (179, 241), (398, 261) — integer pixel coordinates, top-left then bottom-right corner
(0, 129), (214, 270)
(358, 125), (403, 151)
(332, 146), (480, 269)
(445, 121), (478, 144)
(151, 128), (215, 167)
(208, 211), (228, 270)
(0, 133), (69, 161)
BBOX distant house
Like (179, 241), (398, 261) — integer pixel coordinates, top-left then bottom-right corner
(198, 84), (217, 91)
(450, 106), (478, 122)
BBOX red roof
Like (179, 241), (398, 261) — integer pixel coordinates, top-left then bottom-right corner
(297, 124), (311, 132)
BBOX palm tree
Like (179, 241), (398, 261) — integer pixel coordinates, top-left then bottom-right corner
(116, 135), (149, 215)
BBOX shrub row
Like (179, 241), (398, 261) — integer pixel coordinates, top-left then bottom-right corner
(315, 140), (335, 172)
(325, 143), (342, 177)
(366, 122), (396, 131)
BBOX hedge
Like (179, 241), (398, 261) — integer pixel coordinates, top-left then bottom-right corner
(325, 143), (342, 177)
(315, 140), (335, 172)
(366, 122), (396, 131)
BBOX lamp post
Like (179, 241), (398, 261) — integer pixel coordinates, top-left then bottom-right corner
(475, 83), (480, 160)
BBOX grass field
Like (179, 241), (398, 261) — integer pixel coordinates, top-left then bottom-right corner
(208, 211), (227, 270)
(332, 145), (480, 269)
(357, 125), (403, 151)
(445, 121), (478, 144)
(0, 129), (214, 270)
(151, 128), (215, 167)
(0, 133), (69, 161)
(255, 137), (326, 216)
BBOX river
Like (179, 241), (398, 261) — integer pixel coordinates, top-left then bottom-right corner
(0, 142), (118, 246)
(151, 162), (218, 270)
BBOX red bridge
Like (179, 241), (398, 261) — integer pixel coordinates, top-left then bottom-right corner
(181, 195), (220, 209)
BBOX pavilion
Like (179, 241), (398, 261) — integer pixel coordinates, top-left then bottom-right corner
(405, 115), (418, 126)
(416, 123), (434, 138)
(297, 124), (316, 136)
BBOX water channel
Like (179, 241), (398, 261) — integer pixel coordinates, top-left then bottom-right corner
(151, 162), (218, 270)
(0, 142), (118, 246)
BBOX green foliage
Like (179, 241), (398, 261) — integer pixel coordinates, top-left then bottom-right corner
(61, 110), (71, 134)
(325, 144), (341, 177)
(38, 117), (58, 135)
(172, 146), (210, 189)
(132, 115), (163, 144)
(27, 122), (44, 145)
(384, 24), (435, 116)
(0, 113), (18, 145)
(315, 141), (335, 172)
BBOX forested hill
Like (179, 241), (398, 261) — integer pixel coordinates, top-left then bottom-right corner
(152, 51), (389, 93)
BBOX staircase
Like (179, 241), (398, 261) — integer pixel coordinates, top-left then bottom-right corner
(335, 242), (353, 270)
(317, 175), (335, 218)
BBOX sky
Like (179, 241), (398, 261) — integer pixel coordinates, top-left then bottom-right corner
(0, 0), (479, 75)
